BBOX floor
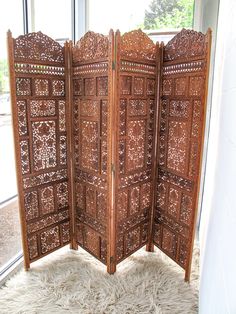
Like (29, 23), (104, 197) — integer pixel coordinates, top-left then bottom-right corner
(0, 199), (22, 269)
(0, 245), (199, 313)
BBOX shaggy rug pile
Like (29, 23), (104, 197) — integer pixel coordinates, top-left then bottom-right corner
(0, 245), (199, 313)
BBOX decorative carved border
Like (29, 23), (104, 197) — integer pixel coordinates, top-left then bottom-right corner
(73, 31), (109, 63)
(14, 32), (64, 63)
(164, 28), (207, 62)
(120, 29), (156, 61)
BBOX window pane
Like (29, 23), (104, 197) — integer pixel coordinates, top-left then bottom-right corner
(29, 0), (72, 42)
(0, 0), (24, 269)
(0, 0), (23, 203)
(88, 0), (194, 34)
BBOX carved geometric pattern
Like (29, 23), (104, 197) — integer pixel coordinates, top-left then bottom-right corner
(189, 76), (204, 96)
(175, 77), (187, 96)
(20, 140), (30, 174)
(169, 100), (190, 119)
(84, 78), (96, 96)
(128, 99), (147, 116)
(52, 80), (65, 96)
(56, 182), (69, 209)
(127, 120), (146, 172)
(40, 186), (55, 216)
(133, 77), (144, 95)
(40, 226), (60, 254)
(97, 77), (108, 96)
(81, 121), (99, 172)
(163, 79), (172, 95)
(147, 79), (155, 95)
(27, 235), (38, 260)
(32, 121), (57, 171)
(17, 101), (28, 136)
(58, 100), (66, 131)
(121, 76), (132, 95)
(167, 121), (188, 173)
(80, 100), (99, 117)
(162, 227), (177, 257)
(24, 191), (39, 221)
(30, 100), (56, 117)
(34, 79), (49, 96)
(16, 78), (31, 96)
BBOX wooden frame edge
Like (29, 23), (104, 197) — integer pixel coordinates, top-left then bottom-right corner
(107, 29), (117, 274)
(146, 42), (164, 252)
(64, 40), (78, 251)
(184, 28), (212, 282)
(7, 30), (30, 270)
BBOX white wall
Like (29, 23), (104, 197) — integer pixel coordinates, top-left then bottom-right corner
(199, 0), (236, 312)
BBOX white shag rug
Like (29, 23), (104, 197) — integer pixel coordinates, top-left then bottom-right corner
(0, 245), (199, 314)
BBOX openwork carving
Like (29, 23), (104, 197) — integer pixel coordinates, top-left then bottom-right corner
(120, 29), (156, 61)
(14, 32), (64, 63)
(153, 28), (210, 279)
(9, 28), (210, 279)
(73, 31), (109, 63)
(9, 30), (70, 265)
(164, 28), (207, 61)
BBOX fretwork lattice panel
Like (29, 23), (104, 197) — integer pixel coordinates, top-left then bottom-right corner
(72, 32), (111, 264)
(9, 32), (71, 264)
(153, 29), (211, 273)
(115, 30), (157, 263)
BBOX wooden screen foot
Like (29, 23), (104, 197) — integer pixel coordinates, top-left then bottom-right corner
(70, 239), (78, 250)
(184, 269), (190, 282)
(146, 242), (154, 252)
(107, 265), (116, 274)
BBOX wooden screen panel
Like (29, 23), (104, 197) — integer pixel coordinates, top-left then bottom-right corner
(115, 30), (158, 264)
(153, 29), (211, 280)
(72, 31), (112, 265)
(8, 32), (72, 268)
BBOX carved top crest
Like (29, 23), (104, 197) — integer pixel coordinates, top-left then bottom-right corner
(120, 29), (156, 61)
(73, 31), (109, 63)
(164, 29), (208, 61)
(14, 32), (64, 63)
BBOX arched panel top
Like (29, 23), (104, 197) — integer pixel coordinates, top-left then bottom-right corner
(14, 32), (64, 64)
(120, 29), (156, 61)
(73, 31), (109, 63)
(164, 28), (209, 62)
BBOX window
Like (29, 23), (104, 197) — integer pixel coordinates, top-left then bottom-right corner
(88, 0), (195, 43)
(0, 0), (24, 271)
(28, 0), (72, 42)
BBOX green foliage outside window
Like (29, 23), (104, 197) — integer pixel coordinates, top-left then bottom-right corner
(142, 0), (194, 30)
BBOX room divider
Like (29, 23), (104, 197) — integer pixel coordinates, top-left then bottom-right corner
(7, 28), (211, 281)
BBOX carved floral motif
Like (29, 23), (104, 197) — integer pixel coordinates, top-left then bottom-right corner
(73, 31), (109, 63)
(120, 29), (156, 61)
(14, 32), (64, 63)
(164, 28), (207, 61)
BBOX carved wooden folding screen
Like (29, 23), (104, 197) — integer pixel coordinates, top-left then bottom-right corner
(8, 28), (211, 281)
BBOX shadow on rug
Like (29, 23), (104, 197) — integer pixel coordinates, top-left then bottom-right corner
(0, 245), (199, 314)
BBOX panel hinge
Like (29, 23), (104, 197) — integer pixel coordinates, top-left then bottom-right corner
(112, 61), (116, 70)
(110, 256), (114, 264)
(111, 163), (115, 174)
